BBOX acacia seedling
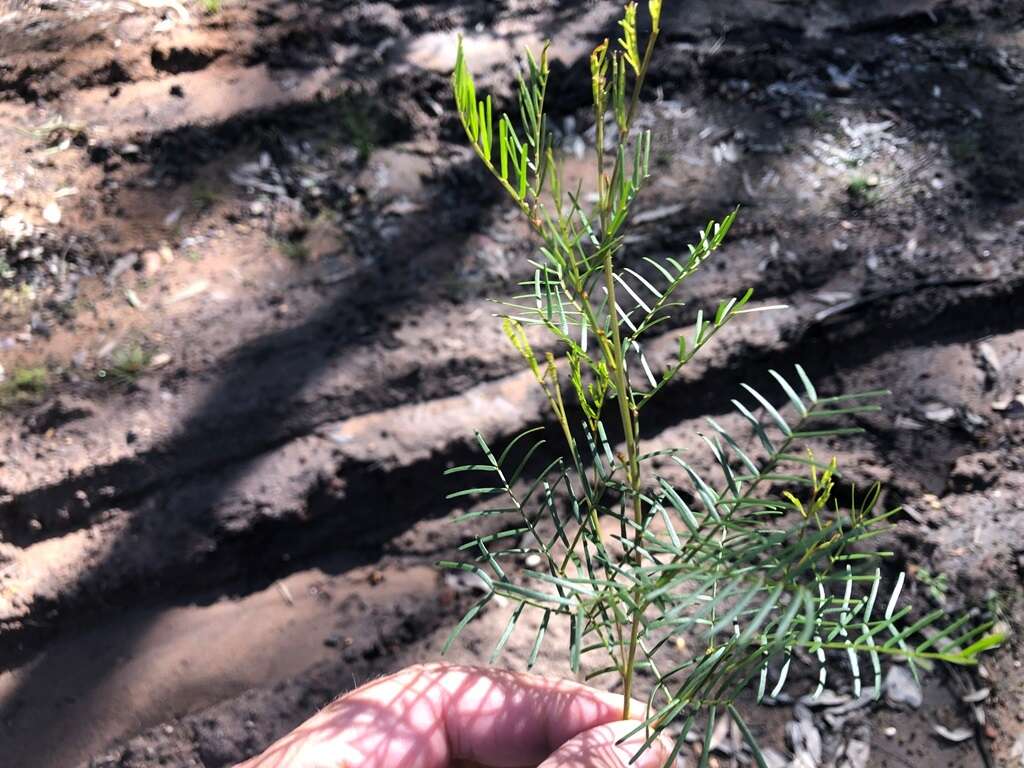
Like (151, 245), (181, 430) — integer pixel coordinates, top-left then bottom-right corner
(440, 4), (1002, 763)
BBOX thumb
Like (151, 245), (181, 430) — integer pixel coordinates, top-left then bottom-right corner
(538, 720), (671, 768)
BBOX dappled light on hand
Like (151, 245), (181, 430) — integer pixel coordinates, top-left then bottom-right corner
(233, 663), (663, 768)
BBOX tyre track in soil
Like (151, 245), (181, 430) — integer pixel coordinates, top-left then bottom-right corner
(1, 274), (1021, 768)
(2, 272), (1022, 653)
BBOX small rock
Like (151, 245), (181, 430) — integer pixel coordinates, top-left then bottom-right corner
(141, 250), (163, 276)
(884, 665), (923, 709)
(149, 352), (172, 370)
(523, 553), (543, 568)
(712, 140), (739, 165)
(922, 404), (956, 423)
(42, 201), (62, 225)
(844, 731), (871, 768)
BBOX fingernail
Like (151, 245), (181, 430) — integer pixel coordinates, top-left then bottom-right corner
(617, 731), (672, 768)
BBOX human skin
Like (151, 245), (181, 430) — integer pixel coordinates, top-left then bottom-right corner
(233, 663), (670, 768)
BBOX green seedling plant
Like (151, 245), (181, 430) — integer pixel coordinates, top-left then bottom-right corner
(0, 365), (49, 406)
(440, 3), (1002, 764)
(99, 342), (153, 386)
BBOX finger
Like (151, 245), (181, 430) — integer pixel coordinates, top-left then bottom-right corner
(537, 721), (671, 768)
(437, 664), (645, 766)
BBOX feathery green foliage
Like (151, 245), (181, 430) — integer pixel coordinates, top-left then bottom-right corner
(441, 3), (1001, 763)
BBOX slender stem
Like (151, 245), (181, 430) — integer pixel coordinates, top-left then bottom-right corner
(600, 225), (645, 718)
(604, 24), (661, 724)
(589, 23), (661, 722)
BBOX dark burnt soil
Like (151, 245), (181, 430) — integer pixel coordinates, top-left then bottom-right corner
(1, 1), (1023, 767)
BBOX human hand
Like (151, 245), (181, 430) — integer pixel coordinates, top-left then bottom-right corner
(233, 662), (671, 768)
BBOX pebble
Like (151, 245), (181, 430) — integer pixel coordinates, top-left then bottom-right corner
(523, 553), (543, 568)
(923, 404), (956, 423)
(141, 250), (163, 276)
(42, 201), (62, 225)
(884, 665), (923, 709)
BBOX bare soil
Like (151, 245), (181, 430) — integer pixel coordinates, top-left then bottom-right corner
(1, 1), (1023, 767)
